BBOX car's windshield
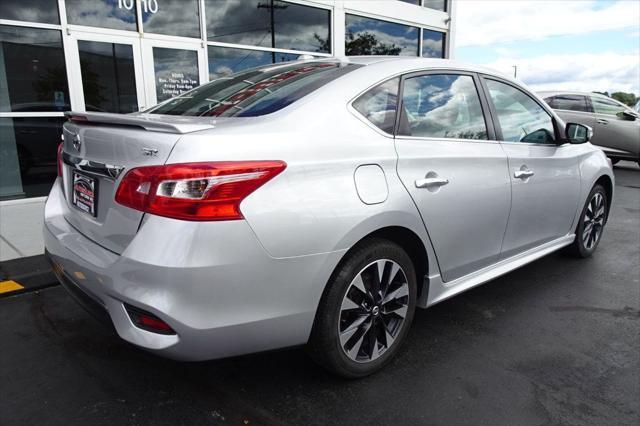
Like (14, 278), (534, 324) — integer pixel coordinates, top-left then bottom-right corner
(147, 61), (361, 117)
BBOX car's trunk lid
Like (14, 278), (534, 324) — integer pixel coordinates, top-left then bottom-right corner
(60, 112), (215, 254)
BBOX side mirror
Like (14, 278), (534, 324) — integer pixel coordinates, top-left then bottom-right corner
(619, 110), (638, 121)
(565, 122), (592, 144)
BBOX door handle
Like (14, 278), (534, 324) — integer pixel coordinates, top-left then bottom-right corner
(596, 118), (608, 125)
(514, 170), (534, 179)
(415, 177), (450, 188)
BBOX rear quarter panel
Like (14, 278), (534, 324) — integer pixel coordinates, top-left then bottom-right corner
(167, 104), (431, 260)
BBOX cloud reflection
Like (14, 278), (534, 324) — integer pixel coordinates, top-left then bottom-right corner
(402, 75), (488, 139)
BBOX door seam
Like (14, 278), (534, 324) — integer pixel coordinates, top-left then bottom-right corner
(497, 142), (513, 257)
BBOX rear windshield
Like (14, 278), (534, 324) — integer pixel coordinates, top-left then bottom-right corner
(148, 61), (361, 117)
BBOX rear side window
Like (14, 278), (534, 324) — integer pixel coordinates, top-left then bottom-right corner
(148, 61), (360, 117)
(398, 74), (488, 140)
(352, 78), (400, 134)
(546, 94), (589, 112)
(486, 79), (555, 144)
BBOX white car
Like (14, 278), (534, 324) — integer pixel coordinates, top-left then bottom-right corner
(45, 57), (613, 377)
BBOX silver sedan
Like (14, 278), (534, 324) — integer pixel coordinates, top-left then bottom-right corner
(45, 57), (614, 377)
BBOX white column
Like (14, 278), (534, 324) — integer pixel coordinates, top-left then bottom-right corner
(333, 1), (346, 57)
(447, 0), (457, 59)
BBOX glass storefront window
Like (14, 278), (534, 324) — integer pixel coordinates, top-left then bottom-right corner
(0, 117), (65, 199)
(398, 0), (420, 4)
(423, 0), (447, 12)
(142, 0), (200, 38)
(422, 29), (445, 58)
(208, 46), (299, 79)
(0, 25), (69, 112)
(345, 15), (419, 56)
(206, 0), (331, 53)
(65, 0), (137, 32)
(152, 47), (199, 103)
(0, 0), (60, 24)
(78, 41), (138, 113)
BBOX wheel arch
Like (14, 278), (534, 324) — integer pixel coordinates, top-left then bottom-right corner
(324, 225), (430, 305)
(594, 174), (613, 222)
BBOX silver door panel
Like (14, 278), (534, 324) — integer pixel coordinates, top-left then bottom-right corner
(500, 143), (581, 258)
(592, 113), (640, 158)
(395, 138), (511, 282)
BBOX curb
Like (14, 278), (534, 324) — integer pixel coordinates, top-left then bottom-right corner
(0, 254), (58, 298)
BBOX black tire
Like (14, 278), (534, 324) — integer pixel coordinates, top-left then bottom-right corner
(568, 184), (608, 258)
(308, 238), (417, 378)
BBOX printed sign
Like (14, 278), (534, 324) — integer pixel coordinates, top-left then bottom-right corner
(119, 0), (158, 13)
(153, 48), (200, 102)
(72, 172), (98, 217)
(157, 72), (198, 100)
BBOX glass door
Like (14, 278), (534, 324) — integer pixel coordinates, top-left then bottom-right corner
(140, 39), (206, 107)
(67, 32), (146, 113)
(67, 34), (206, 113)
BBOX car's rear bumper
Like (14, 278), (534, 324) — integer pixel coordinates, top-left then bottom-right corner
(44, 180), (344, 361)
(47, 252), (114, 330)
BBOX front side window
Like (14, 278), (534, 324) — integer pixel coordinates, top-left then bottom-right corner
(546, 94), (589, 112)
(398, 74), (487, 140)
(591, 96), (627, 116)
(486, 79), (555, 144)
(352, 78), (400, 134)
(345, 14), (419, 56)
(149, 61), (359, 117)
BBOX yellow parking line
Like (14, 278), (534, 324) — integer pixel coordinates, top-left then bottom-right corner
(0, 280), (25, 294)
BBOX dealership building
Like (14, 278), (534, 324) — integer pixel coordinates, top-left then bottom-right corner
(0, 0), (455, 260)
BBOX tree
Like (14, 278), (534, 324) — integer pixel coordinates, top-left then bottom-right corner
(610, 92), (637, 107)
(313, 33), (331, 54)
(345, 31), (402, 56)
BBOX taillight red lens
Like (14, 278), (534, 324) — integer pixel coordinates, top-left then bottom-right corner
(57, 142), (63, 177)
(115, 161), (286, 221)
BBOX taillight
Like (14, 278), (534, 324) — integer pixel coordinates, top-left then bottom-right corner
(57, 142), (63, 177)
(115, 161), (286, 221)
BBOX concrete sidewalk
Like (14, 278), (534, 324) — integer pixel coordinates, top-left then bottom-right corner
(0, 197), (46, 261)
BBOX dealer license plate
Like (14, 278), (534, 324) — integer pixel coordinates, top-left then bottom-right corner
(72, 172), (98, 217)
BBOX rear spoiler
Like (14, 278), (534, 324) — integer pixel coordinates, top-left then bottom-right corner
(64, 111), (216, 134)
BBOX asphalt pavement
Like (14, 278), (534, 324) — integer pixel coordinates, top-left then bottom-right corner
(1, 162), (638, 425)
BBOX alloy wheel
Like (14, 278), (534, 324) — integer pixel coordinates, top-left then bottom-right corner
(582, 192), (606, 250)
(338, 259), (409, 363)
